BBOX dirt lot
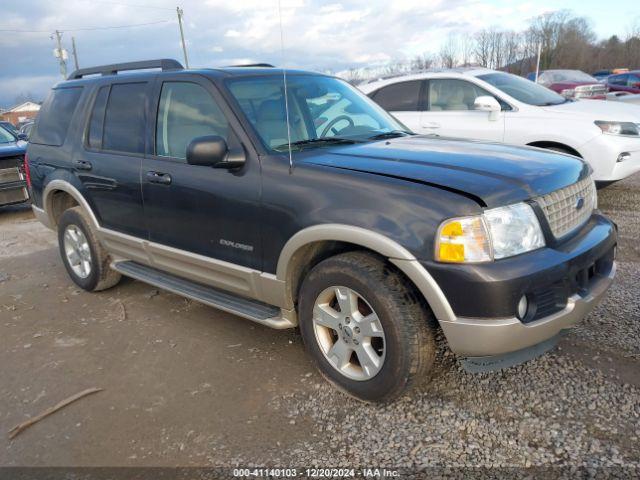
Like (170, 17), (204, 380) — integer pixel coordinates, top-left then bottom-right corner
(1, 176), (639, 470)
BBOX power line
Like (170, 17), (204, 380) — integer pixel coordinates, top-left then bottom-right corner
(0, 19), (171, 33)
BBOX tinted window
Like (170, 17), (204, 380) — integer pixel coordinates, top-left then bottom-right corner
(102, 83), (147, 154)
(372, 81), (422, 111)
(30, 87), (82, 146)
(428, 79), (496, 111)
(627, 75), (640, 86)
(156, 82), (229, 159)
(609, 75), (628, 86)
(87, 86), (109, 149)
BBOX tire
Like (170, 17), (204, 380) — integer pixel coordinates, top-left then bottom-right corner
(57, 206), (121, 292)
(543, 146), (577, 157)
(298, 251), (436, 403)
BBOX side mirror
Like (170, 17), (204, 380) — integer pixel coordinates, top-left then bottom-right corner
(17, 133), (28, 141)
(474, 96), (501, 121)
(186, 135), (244, 169)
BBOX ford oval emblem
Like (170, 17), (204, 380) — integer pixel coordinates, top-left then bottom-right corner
(576, 197), (585, 210)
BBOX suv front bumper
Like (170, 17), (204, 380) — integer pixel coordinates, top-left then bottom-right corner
(437, 261), (614, 357)
(423, 213), (617, 358)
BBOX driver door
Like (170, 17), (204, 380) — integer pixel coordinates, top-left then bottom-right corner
(141, 74), (262, 270)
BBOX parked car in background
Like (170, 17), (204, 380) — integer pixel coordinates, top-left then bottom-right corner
(593, 68), (629, 83)
(527, 70), (606, 99)
(593, 70), (612, 82)
(0, 121), (19, 136)
(0, 125), (29, 207)
(0, 121), (29, 141)
(19, 121), (35, 139)
(361, 68), (640, 183)
(606, 91), (640, 106)
(28, 59), (617, 402)
(606, 71), (640, 95)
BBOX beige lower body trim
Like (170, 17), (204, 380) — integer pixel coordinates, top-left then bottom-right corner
(98, 228), (286, 309)
(32, 205), (52, 230)
(439, 262), (616, 357)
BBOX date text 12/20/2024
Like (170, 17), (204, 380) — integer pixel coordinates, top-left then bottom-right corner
(233, 468), (400, 478)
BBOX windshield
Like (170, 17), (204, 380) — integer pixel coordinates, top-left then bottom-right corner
(0, 125), (17, 144)
(478, 72), (567, 106)
(542, 70), (598, 84)
(226, 74), (407, 151)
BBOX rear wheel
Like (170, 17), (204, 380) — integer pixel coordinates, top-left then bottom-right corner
(298, 251), (436, 403)
(57, 207), (121, 292)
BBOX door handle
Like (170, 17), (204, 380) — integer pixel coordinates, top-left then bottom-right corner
(146, 171), (172, 185)
(73, 159), (92, 171)
(422, 122), (441, 129)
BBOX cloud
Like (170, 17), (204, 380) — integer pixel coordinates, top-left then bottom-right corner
(0, 0), (613, 107)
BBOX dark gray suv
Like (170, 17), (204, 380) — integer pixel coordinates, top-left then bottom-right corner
(26, 59), (616, 402)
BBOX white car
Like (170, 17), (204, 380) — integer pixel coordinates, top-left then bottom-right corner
(359, 69), (640, 183)
(607, 91), (640, 106)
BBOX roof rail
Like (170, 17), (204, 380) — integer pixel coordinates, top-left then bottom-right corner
(228, 63), (275, 68)
(67, 59), (184, 80)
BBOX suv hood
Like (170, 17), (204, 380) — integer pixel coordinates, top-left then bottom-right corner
(541, 98), (640, 121)
(302, 136), (588, 208)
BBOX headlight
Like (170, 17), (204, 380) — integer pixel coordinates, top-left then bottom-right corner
(435, 202), (545, 263)
(595, 121), (639, 136)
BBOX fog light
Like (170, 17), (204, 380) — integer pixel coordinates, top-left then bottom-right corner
(517, 295), (528, 320)
(617, 152), (631, 163)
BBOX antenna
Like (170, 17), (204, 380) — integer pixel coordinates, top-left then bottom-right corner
(277, 0), (294, 173)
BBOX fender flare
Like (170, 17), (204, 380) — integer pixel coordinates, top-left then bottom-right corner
(275, 224), (456, 322)
(42, 179), (100, 229)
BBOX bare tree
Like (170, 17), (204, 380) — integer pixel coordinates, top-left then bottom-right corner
(439, 34), (459, 68)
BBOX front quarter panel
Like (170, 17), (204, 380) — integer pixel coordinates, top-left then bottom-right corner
(260, 153), (483, 274)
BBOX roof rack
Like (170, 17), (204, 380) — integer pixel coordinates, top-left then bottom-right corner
(67, 59), (184, 80)
(228, 63), (275, 68)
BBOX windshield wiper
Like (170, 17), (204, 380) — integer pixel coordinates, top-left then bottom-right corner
(367, 130), (414, 140)
(274, 137), (357, 151)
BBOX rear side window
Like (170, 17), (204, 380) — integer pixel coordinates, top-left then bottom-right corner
(87, 86), (109, 149)
(102, 83), (147, 154)
(609, 75), (628, 86)
(371, 81), (422, 111)
(30, 87), (83, 146)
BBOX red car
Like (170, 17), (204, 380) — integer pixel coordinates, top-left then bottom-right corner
(529, 70), (607, 99)
(606, 70), (640, 95)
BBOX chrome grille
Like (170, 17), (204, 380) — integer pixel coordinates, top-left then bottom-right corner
(536, 177), (596, 239)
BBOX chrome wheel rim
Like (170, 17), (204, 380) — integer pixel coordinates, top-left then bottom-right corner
(63, 225), (92, 279)
(312, 286), (386, 381)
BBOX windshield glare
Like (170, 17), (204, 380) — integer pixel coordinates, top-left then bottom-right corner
(478, 72), (567, 106)
(227, 75), (406, 151)
(0, 125), (17, 144)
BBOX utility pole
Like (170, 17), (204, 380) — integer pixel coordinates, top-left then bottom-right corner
(54, 30), (68, 78)
(176, 6), (189, 68)
(534, 42), (542, 83)
(71, 36), (79, 71)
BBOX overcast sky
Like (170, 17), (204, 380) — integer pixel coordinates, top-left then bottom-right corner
(1, 0), (637, 108)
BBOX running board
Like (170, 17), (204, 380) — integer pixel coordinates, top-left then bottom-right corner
(111, 261), (296, 329)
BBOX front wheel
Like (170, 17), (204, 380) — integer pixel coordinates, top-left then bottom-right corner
(298, 251), (436, 403)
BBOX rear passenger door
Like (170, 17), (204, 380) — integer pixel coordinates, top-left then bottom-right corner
(79, 81), (150, 238)
(369, 80), (425, 132)
(142, 75), (262, 270)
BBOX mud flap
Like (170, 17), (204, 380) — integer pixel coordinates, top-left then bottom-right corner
(460, 332), (565, 373)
